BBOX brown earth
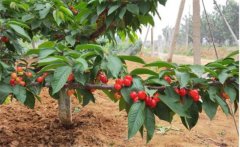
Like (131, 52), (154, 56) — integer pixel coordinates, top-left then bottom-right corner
(0, 55), (238, 147)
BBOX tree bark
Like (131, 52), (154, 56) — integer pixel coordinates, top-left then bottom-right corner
(167, 0), (186, 62)
(193, 0), (201, 65)
(58, 88), (72, 128)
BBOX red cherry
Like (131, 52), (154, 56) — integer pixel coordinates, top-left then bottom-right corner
(153, 97), (160, 103)
(115, 79), (124, 85)
(138, 91), (147, 100)
(114, 83), (122, 91)
(25, 72), (33, 78)
(130, 91), (138, 99)
(36, 76), (44, 83)
(19, 81), (26, 87)
(16, 66), (23, 72)
(133, 96), (139, 103)
(11, 72), (17, 79)
(174, 88), (180, 94)
(123, 78), (132, 87)
(124, 75), (133, 81)
(150, 99), (157, 108)
(67, 73), (74, 82)
(164, 76), (171, 84)
(9, 79), (15, 86)
(179, 88), (187, 97)
(189, 89), (200, 102)
(1, 36), (9, 43)
(100, 75), (108, 83)
(145, 96), (152, 106)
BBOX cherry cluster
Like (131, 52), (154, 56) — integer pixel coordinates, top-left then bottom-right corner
(10, 67), (33, 87)
(174, 88), (200, 102)
(36, 72), (48, 83)
(113, 75), (133, 100)
(130, 91), (160, 108)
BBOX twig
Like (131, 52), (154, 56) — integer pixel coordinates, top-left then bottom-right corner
(228, 102), (239, 136)
(202, 0), (219, 59)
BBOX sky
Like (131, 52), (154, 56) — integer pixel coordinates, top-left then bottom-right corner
(139, 0), (239, 41)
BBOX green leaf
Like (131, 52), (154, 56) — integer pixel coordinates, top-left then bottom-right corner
(0, 83), (12, 104)
(218, 70), (229, 84)
(202, 94), (218, 120)
(154, 101), (174, 123)
(190, 65), (204, 78)
(51, 66), (72, 94)
(24, 91), (35, 109)
(128, 102), (145, 139)
(144, 61), (176, 68)
(38, 41), (55, 48)
(130, 68), (158, 76)
(39, 3), (51, 19)
(119, 7), (126, 19)
(102, 90), (117, 102)
(207, 86), (219, 102)
(9, 24), (31, 41)
(226, 50), (239, 58)
(121, 77), (144, 104)
(145, 108), (155, 143)
(38, 57), (65, 66)
(215, 95), (230, 115)
(108, 4), (120, 15)
(75, 57), (88, 71)
(106, 55), (123, 78)
(118, 55), (145, 64)
(181, 103), (199, 130)
(77, 89), (95, 106)
(159, 87), (188, 117)
(127, 4), (139, 15)
(175, 70), (190, 88)
(13, 85), (26, 103)
(39, 49), (56, 59)
(75, 44), (103, 55)
(224, 85), (237, 102)
(119, 98), (126, 111)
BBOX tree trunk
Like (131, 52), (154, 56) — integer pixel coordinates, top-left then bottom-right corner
(193, 0), (201, 65)
(167, 0), (186, 62)
(58, 88), (72, 128)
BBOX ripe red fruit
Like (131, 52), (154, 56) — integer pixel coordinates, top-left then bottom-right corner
(114, 83), (122, 91)
(150, 99), (157, 108)
(16, 66), (23, 72)
(11, 72), (17, 79)
(124, 75), (133, 81)
(114, 92), (122, 100)
(189, 89), (200, 102)
(67, 73), (74, 82)
(15, 77), (22, 84)
(174, 88), (180, 94)
(123, 78), (132, 87)
(130, 91), (138, 99)
(133, 96), (139, 103)
(221, 92), (230, 100)
(1, 36), (9, 43)
(138, 91), (147, 100)
(164, 76), (171, 84)
(179, 88), (187, 97)
(115, 79), (124, 85)
(67, 89), (75, 96)
(99, 74), (108, 83)
(153, 97), (160, 103)
(25, 72), (33, 78)
(145, 97), (152, 106)
(19, 81), (26, 87)
(9, 79), (15, 86)
(36, 76), (44, 83)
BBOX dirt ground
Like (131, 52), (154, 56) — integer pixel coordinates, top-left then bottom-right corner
(0, 55), (238, 147)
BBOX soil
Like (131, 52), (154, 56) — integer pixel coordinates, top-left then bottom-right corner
(0, 55), (238, 147)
